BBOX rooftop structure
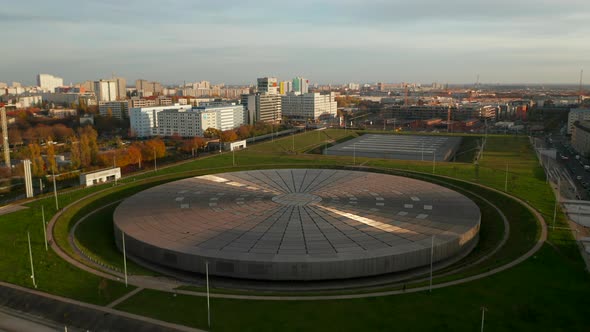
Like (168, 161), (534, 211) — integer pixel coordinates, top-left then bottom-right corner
(114, 169), (481, 281)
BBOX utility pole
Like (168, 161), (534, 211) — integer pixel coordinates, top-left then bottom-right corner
(153, 148), (157, 172)
(206, 261), (211, 329)
(429, 235), (434, 292)
(505, 164), (508, 192)
(52, 170), (58, 211)
(353, 143), (356, 166)
(42, 206), (47, 251)
(28, 231), (37, 288)
(232, 149), (235, 167)
(122, 231), (128, 287)
(432, 152), (436, 174)
(480, 307), (487, 332)
(421, 142), (424, 161)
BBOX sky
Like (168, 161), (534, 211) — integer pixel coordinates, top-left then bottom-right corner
(1, 0), (589, 85)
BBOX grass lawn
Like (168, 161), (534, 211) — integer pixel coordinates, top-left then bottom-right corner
(1, 130), (588, 331)
(116, 245), (590, 332)
(0, 195), (132, 305)
(74, 202), (157, 275)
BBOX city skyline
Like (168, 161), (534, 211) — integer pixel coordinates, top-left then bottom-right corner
(1, 0), (589, 85)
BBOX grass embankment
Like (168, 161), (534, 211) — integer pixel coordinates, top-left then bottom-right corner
(117, 245), (589, 332)
(0, 192), (132, 305)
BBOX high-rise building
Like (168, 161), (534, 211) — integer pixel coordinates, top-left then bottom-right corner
(281, 93), (337, 121)
(257, 77), (278, 95)
(292, 77), (309, 94)
(135, 79), (163, 96)
(279, 81), (293, 95)
(37, 74), (64, 92)
(113, 76), (127, 99)
(247, 93), (282, 124)
(94, 80), (118, 102)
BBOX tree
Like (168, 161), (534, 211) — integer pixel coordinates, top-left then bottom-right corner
(7, 128), (22, 146)
(203, 127), (221, 139)
(27, 143), (45, 177)
(52, 124), (74, 141)
(45, 137), (57, 174)
(236, 125), (254, 140)
(220, 130), (238, 143)
(34, 124), (53, 143)
(70, 139), (81, 170)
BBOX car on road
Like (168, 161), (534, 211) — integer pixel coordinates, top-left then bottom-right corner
(576, 175), (583, 180)
(561, 154), (569, 160)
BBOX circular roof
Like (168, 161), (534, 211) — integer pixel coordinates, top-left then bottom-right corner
(114, 169), (480, 280)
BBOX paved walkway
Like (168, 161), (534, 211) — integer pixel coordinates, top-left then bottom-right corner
(0, 281), (204, 332)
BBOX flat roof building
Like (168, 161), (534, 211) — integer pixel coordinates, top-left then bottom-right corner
(281, 92), (337, 121)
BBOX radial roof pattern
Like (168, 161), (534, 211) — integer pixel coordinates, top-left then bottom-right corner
(114, 169), (481, 280)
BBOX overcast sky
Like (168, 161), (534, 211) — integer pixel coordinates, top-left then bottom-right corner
(1, 0), (589, 85)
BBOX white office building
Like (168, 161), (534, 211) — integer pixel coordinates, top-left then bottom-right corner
(37, 74), (64, 93)
(130, 104), (192, 137)
(568, 108), (590, 134)
(130, 104), (246, 138)
(281, 93), (337, 121)
(94, 80), (118, 102)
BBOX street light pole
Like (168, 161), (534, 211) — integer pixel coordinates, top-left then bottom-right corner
(153, 148), (157, 172)
(421, 142), (424, 161)
(122, 231), (128, 287)
(42, 205), (47, 251)
(480, 307), (487, 332)
(353, 143), (356, 166)
(206, 261), (211, 329)
(28, 231), (37, 288)
(52, 170), (58, 211)
(429, 235), (434, 292)
(432, 152), (436, 174)
(505, 163), (508, 192)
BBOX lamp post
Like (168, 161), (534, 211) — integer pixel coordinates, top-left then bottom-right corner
(52, 169), (58, 210)
(42, 205), (47, 251)
(153, 148), (157, 172)
(206, 261), (211, 329)
(28, 231), (37, 288)
(429, 235), (434, 292)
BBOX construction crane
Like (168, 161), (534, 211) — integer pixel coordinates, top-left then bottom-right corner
(580, 69), (584, 104)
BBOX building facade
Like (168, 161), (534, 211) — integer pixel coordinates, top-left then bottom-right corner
(130, 104), (193, 137)
(99, 101), (129, 119)
(131, 104), (246, 137)
(292, 77), (309, 94)
(94, 80), (118, 102)
(572, 121), (590, 156)
(37, 74), (63, 92)
(568, 108), (590, 134)
(247, 94), (282, 124)
(281, 93), (337, 121)
(257, 77), (278, 95)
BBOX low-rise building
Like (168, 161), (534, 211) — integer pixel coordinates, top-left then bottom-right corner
(99, 101), (129, 119)
(80, 167), (121, 187)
